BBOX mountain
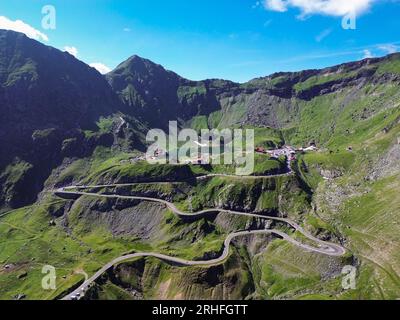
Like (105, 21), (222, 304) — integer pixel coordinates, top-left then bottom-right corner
(0, 30), (136, 208)
(0, 30), (127, 131)
(108, 52), (400, 139)
(94, 52), (400, 300)
(1, 30), (399, 210)
(106, 55), (236, 128)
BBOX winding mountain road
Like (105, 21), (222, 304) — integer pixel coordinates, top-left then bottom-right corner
(195, 170), (293, 180)
(54, 182), (346, 300)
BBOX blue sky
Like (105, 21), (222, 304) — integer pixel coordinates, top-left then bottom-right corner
(0, 0), (399, 82)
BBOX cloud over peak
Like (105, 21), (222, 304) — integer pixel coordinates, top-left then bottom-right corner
(0, 16), (48, 41)
(264, 0), (374, 17)
(64, 46), (78, 58)
(362, 49), (374, 59)
(89, 62), (112, 74)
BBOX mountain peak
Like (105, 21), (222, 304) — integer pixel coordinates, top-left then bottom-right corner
(0, 28), (124, 129)
(112, 54), (172, 75)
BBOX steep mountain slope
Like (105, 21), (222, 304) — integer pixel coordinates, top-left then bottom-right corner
(106, 55), (236, 128)
(0, 30), (141, 209)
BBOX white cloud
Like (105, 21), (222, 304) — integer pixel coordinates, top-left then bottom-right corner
(274, 41), (400, 64)
(264, 19), (273, 27)
(89, 62), (112, 74)
(264, 0), (374, 17)
(0, 16), (48, 41)
(64, 46), (78, 58)
(378, 44), (398, 55)
(265, 0), (287, 12)
(315, 28), (332, 42)
(362, 49), (374, 59)
(123, 27), (131, 32)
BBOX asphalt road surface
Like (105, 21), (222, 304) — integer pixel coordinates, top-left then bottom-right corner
(54, 182), (346, 300)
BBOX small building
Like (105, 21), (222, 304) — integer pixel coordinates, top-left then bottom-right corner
(255, 147), (267, 154)
(303, 146), (318, 152)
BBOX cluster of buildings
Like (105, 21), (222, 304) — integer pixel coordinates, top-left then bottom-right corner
(146, 148), (206, 165)
(255, 146), (297, 161)
(122, 143), (320, 167)
(255, 143), (319, 162)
